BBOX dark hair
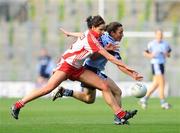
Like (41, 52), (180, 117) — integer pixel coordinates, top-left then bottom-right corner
(86, 15), (105, 29)
(105, 22), (122, 34)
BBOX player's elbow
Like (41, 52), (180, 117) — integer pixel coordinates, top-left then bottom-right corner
(84, 99), (95, 104)
(167, 53), (171, 57)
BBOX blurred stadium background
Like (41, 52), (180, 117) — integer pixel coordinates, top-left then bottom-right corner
(0, 0), (180, 97)
(1, 1), (180, 133)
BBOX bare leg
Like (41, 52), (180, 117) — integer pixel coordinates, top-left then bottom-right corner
(73, 88), (96, 104)
(78, 70), (122, 114)
(157, 74), (165, 100)
(11, 71), (68, 119)
(22, 71), (67, 104)
(71, 77), (121, 106)
(156, 74), (171, 109)
(106, 77), (122, 107)
(140, 75), (158, 109)
(146, 76), (159, 97)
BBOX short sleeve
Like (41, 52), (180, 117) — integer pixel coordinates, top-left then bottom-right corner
(100, 34), (109, 47)
(86, 33), (102, 53)
(166, 43), (172, 53)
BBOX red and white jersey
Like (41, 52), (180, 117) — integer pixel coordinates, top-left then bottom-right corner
(61, 30), (102, 68)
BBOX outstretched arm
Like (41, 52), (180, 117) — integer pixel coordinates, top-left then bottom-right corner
(98, 48), (143, 81)
(59, 28), (83, 37)
(117, 65), (141, 81)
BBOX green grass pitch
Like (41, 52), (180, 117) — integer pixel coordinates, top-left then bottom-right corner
(0, 97), (180, 133)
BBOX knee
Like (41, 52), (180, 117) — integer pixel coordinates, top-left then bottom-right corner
(41, 88), (52, 95)
(101, 81), (109, 91)
(84, 95), (95, 104)
(41, 84), (55, 95)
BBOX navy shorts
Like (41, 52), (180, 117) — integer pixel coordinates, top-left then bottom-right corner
(151, 63), (165, 75)
(81, 64), (108, 88)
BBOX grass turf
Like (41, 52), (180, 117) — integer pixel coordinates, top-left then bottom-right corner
(0, 97), (180, 133)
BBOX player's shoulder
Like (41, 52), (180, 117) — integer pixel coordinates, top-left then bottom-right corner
(100, 32), (116, 45)
(86, 31), (101, 48)
(148, 40), (156, 46)
(100, 32), (108, 38)
(100, 32), (112, 41)
(84, 30), (89, 35)
(77, 30), (90, 42)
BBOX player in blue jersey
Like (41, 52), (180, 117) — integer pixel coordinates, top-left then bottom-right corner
(139, 29), (172, 109)
(53, 21), (140, 124)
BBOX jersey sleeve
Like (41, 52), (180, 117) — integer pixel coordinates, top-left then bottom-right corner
(86, 33), (102, 53)
(100, 34), (109, 47)
(166, 43), (172, 53)
(100, 33), (116, 47)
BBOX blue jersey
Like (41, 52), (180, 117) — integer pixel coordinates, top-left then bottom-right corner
(37, 56), (55, 78)
(147, 40), (171, 64)
(85, 32), (121, 71)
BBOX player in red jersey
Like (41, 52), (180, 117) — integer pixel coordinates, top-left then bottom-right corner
(11, 15), (143, 125)
(53, 22), (127, 108)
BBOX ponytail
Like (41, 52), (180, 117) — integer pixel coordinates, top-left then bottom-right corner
(86, 15), (105, 29)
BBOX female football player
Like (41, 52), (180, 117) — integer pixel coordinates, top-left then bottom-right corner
(139, 29), (171, 109)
